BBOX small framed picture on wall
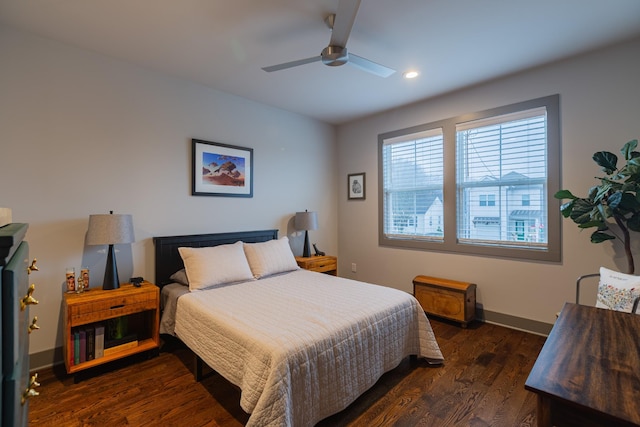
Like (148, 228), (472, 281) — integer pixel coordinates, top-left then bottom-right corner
(348, 173), (366, 200)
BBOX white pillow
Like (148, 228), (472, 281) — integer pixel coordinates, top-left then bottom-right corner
(597, 266), (640, 313)
(178, 241), (254, 291)
(169, 269), (189, 286)
(243, 237), (299, 279)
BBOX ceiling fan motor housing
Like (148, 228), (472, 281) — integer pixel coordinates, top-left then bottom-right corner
(321, 46), (348, 66)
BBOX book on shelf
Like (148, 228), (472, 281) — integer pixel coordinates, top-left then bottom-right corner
(95, 324), (105, 359)
(71, 325), (101, 365)
(79, 329), (86, 363)
(86, 327), (95, 361)
(73, 330), (80, 365)
(70, 333), (75, 366)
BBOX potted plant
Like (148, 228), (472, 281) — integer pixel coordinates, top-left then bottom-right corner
(554, 139), (640, 274)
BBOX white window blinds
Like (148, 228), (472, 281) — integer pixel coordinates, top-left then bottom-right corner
(456, 107), (548, 249)
(382, 128), (444, 240)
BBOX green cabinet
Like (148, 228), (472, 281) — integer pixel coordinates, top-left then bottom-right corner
(1, 223), (37, 427)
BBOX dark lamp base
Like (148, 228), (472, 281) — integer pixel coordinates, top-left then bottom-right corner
(303, 231), (312, 258)
(103, 244), (120, 290)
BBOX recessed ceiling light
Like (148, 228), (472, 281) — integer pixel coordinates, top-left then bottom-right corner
(403, 70), (419, 79)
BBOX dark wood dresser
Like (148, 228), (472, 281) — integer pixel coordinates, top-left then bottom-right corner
(1, 223), (40, 427)
(525, 303), (640, 427)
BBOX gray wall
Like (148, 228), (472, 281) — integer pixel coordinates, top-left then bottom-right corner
(0, 25), (338, 363)
(337, 37), (640, 332)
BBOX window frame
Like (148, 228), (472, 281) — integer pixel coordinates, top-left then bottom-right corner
(377, 94), (561, 262)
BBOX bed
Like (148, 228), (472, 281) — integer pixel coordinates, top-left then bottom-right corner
(154, 229), (443, 427)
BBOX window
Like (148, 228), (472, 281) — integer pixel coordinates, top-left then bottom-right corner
(381, 128), (444, 239)
(378, 95), (560, 262)
(479, 194), (496, 207)
(457, 107), (548, 248)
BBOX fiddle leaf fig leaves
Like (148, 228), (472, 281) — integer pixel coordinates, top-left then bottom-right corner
(569, 198), (596, 224)
(557, 139), (640, 273)
(628, 212), (640, 232)
(559, 201), (574, 218)
(593, 151), (617, 175)
(578, 220), (605, 229)
(619, 192), (640, 213)
(591, 231), (616, 243)
(626, 157), (640, 176)
(554, 189), (576, 200)
(607, 191), (622, 210)
(621, 139), (638, 160)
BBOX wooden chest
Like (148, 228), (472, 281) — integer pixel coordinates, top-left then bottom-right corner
(413, 275), (476, 327)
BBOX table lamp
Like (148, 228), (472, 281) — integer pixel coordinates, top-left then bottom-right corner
(295, 210), (318, 258)
(86, 211), (135, 290)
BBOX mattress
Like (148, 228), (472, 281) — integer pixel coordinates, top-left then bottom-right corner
(173, 269), (443, 427)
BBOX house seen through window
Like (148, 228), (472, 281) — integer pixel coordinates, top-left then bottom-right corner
(378, 95), (560, 262)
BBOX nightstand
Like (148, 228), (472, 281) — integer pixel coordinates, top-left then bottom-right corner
(62, 281), (159, 375)
(295, 255), (337, 276)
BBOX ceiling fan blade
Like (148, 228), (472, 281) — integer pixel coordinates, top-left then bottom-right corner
(330, 0), (361, 47)
(348, 53), (396, 78)
(261, 56), (322, 72)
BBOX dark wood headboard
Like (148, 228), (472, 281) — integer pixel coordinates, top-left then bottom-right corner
(153, 229), (279, 287)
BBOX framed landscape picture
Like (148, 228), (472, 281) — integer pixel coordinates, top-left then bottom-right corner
(348, 172), (366, 200)
(192, 139), (253, 197)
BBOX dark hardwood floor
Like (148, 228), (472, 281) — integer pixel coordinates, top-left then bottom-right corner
(29, 319), (546, 426)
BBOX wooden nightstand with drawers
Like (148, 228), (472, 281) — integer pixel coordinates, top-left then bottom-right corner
(295, 255), (337, 276)
(62, 281), (159, 376)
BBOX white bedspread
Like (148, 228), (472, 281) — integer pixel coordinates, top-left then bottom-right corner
(174, 269), (443, 427)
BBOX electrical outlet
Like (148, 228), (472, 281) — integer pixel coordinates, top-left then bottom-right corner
(351, 263), (357, 273)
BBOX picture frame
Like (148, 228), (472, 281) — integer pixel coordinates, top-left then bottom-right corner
(192, 139), (253, 197)
(348, 172), (366, 200)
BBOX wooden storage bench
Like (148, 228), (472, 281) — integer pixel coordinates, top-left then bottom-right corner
(413, 275), (476, 327)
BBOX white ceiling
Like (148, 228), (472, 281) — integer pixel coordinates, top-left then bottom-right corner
(2, 0), (640, 124)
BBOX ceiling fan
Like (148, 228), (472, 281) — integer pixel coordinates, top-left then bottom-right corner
(261, 0), (395, 78)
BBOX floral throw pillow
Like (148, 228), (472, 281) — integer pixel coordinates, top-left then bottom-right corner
(597, 267), (640, 313)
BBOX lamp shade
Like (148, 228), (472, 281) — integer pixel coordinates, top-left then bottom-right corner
(295, 210), (318, 258)
(295, 211), (318, 231)
(86, 212), (134, 290)
(86, 214), (135, 245)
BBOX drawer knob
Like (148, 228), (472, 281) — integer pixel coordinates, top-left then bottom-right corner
(27, 258), (39, 275)
(21, 373), (40, 405)
(28, 316), (40, 334)
(20, 284), (39, 311)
